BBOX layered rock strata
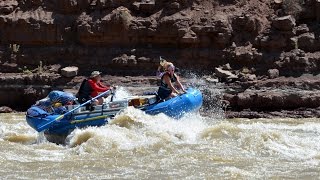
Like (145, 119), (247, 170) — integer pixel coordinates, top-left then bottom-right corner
(0, 0), (320, 117)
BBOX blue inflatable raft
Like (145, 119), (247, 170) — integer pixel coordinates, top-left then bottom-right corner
(26, 88), (202, 136)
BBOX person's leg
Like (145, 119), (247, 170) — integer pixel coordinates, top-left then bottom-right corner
(157, 86), (172, 100)
(169, 92), (177, 98)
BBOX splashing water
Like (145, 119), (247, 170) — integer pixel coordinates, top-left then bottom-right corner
(112, 86), (132, 101)
(2, 113), (320, 178)
(1, 82), (320, 178)
(184, 73), (225, 119)
(66, 107), (207, 151)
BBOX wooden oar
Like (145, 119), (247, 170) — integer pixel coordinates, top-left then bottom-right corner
(37, 90), (111, 132)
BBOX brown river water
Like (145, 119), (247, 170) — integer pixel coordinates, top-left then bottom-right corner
(1, 87), (320, 179)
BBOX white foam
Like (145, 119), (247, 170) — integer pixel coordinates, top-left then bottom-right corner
(237, 122), (320, 160)
(112, 86), (131, 100)
(65, 107), (209, 153)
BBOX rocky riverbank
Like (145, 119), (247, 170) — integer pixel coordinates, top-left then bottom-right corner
(2, 71), (320, 119)
(1, 0), (320, 118)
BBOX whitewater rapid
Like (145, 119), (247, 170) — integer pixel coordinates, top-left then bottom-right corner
(0, 87), (320, 179)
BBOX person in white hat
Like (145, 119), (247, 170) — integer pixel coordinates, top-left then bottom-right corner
(77, 71), (114, 106)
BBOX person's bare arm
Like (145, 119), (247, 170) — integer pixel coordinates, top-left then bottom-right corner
(163, 75), (179, 94)
(175, 75), (186, 93)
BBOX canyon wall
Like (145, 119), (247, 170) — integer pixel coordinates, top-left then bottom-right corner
(0, 0), (320, 114)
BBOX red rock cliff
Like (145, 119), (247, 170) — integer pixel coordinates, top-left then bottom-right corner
(1, 0), (320, 114)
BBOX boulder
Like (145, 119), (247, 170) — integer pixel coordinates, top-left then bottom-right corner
(110, 7), (133, 31)
(0, 106), (13, 113)
(0, 0), (18, 14)
(267, 69), (279, 79)
(272, 15), (296, 31)
(215, 67), (238, 81)
(231, 15), (261, 34)
(61, 66), (78, 77)
(297, 33), (317, 52)
(221, 63), (232, 70)
(239, 73), (257, 82)
(259, 34), (288, 50)
(274, 0), (283, 4)
(294, 24), (309, 35)
(170, 2), (180, 10)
